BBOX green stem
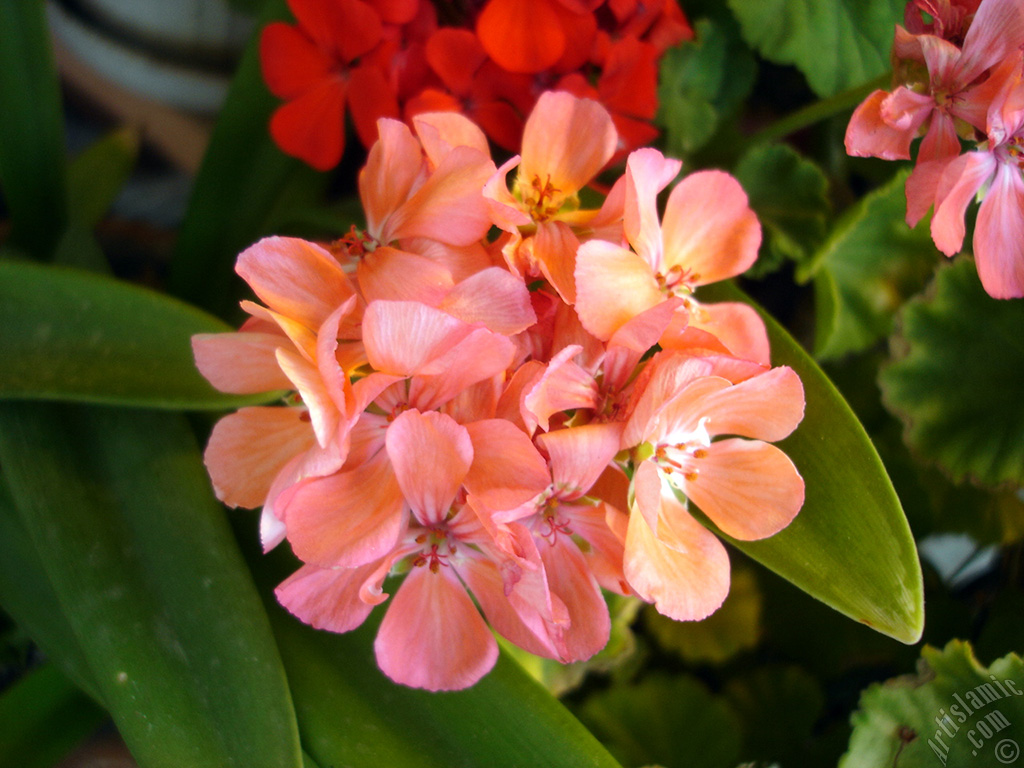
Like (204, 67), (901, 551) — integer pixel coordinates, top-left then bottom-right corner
(744, 73), (892, 147)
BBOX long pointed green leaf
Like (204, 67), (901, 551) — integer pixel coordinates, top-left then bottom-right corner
(0, 663), (107, 768)
(700, 282), (923, 643)
(170, 0), (322, 321)
(0, 403), (302, 768)
(0, 0), (68, 259)
(67, 127), (140, 230)
(0, 259), (279, 409)
(0, 480), (100, 701)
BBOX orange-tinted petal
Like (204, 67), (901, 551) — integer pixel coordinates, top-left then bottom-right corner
(477, 0), (566, 74)
(624, 493), (730, 620)
(682, 438), (804, 541)
(426, 28), (486, 95)
(661, 170), (761, 284)
(347, 64), (401, 150)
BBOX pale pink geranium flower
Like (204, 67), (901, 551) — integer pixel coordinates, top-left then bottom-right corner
(620, 353), (805, 620)
(277, 409), (570, 690)
(464, 421), (631, 661)
(275, 298), (518, 572)
(931, 55), (1024, 297)
(845, 0), (1024, 225)
(575, 147), (768, 364)
(483, 90), (620, 304)
(192, 236), (363, 549)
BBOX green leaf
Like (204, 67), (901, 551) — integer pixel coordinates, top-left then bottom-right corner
(268, 599), (624, 768)
(0, 259), (279, 409)
(880, 258), (1024, 488)
(699, 281), (924, 644)
(726, 0), (902, 97)
(645, 566), (761, 664)
(577, 674), (741, 768)
(0, 663), (107, 768)
(67, 127), (140, 230)
(0, 0), (68, 258)
(657, 17), (757, 156)
(724, 666), (826, 764)
(0, 403), (303, 768)
(807, 171), (940, 360)
(170, 0), (323, 321)
(841, 641), (1024, 767)
(734, 144), (831, 277)
(0, 480), (100, 701)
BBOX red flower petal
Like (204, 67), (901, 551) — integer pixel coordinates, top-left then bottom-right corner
(269, 78), (347, 171)
(260, 22), (333, 99)
(477, 0), (566, 74)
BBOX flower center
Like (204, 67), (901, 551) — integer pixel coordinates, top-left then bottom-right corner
(655, 416), (711, 487)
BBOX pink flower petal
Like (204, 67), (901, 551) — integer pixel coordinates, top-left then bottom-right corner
(439, 267), (537, 335)
(974, 162), (1024, 298)
(280, 450), (407, 568)
(204, 407), (315, 509)
(192, 331), (293, 394)
(375, 565), (498, 690)
(575, 239), (662, 340)
(236, 236), (355, 332)
(538, 536), (609, 662)
(360, 119), (425, 242)
(275, 561), (378, 633)
(463, 420), (551, 513)
(623, 147), (681, 268)
(519, 91), (616, 194)
(845, 89), (917, 161)
(386, 410), (473, 525)
(932, 151), (997, 256)
(538, 422), (624, 499)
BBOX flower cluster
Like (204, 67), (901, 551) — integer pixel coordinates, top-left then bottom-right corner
(845, 0), (1024, 298)
(195, 91), (805, 691)
(259, 0), (692, 171)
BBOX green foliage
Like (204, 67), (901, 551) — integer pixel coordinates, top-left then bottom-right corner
(841, 641), (1024, 767)
(170, 0), (322, 321)
(0, 0), (68, 258)
(699, 282), (924, 645)
(645, 567), (761, 664)
(734, 144), (831, 277)
(881, 258), (1024, 488)
(0, 663), (106, 768)
(0, 259), (280, 409)
(66, 128), (140, 231)
(726, 0), (903, 97)
(807, 171), (940, 360)
(657, 17), (757, 156)
(0, 404), (304, 768)
(579, 674), (741, 768)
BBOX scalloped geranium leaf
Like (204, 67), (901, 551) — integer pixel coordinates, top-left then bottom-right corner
(0, 259), (279, 409)
(735, 144), (831, 277)
(657, 17), (756, 156)
(725, 0), (902, 97)
(577, 674), (741, 768)
(0, 403), (303, 768)
(806, 171), (939, 361)
(841, 641), (1024, 767)
(699, 281), (924, 644)
(881, 258), (1024, 488)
